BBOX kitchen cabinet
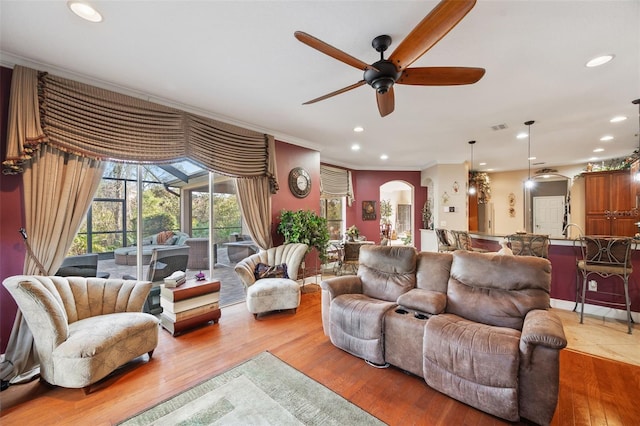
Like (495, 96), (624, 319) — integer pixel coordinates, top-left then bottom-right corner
(584, 169), (638, 236)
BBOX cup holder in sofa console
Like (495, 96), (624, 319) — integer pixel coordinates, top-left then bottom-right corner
(414, 313), (428, 320)
(395, 308), (409, 315)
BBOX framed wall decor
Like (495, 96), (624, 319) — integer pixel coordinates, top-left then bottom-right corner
(362, 200), (376, 220)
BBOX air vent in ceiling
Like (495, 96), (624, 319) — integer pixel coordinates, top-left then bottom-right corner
(491, 123), (508, 131)
(532, 161), (546, 166)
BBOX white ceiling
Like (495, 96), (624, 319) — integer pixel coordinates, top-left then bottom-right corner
(1, 1), (639, 172)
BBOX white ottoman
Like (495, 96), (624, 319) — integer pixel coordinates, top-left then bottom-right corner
(246, 278), (301, 319)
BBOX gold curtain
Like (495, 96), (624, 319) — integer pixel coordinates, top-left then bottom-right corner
(236, 177), (274, 250)
(1, 145), (104, 386)
(3, 66), (279, 192)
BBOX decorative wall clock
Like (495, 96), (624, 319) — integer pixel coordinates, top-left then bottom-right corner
(288, 167), (311, 198)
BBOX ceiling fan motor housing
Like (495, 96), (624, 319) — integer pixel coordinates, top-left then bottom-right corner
(364, 60), (402, 94)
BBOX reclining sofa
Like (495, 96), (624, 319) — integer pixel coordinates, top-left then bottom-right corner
(320, 245), (567, 425)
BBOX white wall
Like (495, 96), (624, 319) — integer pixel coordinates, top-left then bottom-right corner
(421, 162), (588, 237)
(421, 163), (468, 231)
(488, 164), (586, 236)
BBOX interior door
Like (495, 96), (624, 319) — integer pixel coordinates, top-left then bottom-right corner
(396, 204), (411, 234)
(533, 196), (565, 237)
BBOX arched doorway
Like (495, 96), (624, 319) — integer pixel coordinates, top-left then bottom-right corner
(380, 180), (414, 245)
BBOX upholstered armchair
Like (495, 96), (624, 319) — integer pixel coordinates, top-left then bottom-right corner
(2, 276), (159, 393)
(234, 243), (308, 318)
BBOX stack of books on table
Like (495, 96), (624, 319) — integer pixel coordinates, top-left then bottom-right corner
(159, 279), (221, 336)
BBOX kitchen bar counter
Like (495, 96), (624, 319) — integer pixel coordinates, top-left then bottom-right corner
(469, 232), (639, 322)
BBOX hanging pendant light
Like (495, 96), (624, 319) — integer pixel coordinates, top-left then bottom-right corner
(633, 99), (640, 182)
(524, 120), (535, 189)
(468, 140), (477, 195)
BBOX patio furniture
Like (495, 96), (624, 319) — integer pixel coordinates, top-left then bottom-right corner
(185, 238), (216, 269)
(55, 253), (110, 279)
(123, 246), (190, 315)
(114, 231), (190, 265)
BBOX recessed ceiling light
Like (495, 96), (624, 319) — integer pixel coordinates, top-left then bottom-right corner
(351, 144), (360, 151)
(585, 54), (614, 67)
(380, 154), (388, 160)
(600, 135), (614, 141)
(516, 132), (528, 139)
(528, 156), (536, 161)
(68, 1), (103, 22)
(589, 157), (599, 161)
(486, 168), (494, 172)
(610, 116), (627, 123)
(353, 126), (364, 133)
(593, 148), (605, 153)
(479, 162), (487, 166)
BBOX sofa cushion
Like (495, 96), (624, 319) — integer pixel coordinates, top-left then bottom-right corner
(397, 288), (446, 315)
(52, 312), (158, 388)
(416, 251), (452, 293)
(358, 246), (417, 302)
(329, 294), (396, 365)
(446, 251), (551, 330)
(423, 314), (521, 421)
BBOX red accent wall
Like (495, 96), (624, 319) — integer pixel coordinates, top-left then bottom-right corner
(271, 141), (321, 268)
(348, 170), (426, 249)
(0, 66), (25, 352)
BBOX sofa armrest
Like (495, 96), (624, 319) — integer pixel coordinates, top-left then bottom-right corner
(397, 288), (446, 315)
(520, 309), (567, 350)
(320, 275), (363, 299)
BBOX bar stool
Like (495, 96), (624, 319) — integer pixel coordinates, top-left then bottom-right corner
(435, 228), (456, 253)
(450, 230), (489, 253)
(506, 233), (550, 258)
(577, 236), (634, 334)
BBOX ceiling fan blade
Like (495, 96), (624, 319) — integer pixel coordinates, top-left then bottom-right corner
(376, 88), (395, 117)
(303, 80), (366, 105)
(397, 67), (485, 86)
(295, 31), (378, 71)
(389, 0), (477, 71)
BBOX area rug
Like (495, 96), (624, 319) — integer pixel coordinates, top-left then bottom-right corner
(118, 352), (384, 425)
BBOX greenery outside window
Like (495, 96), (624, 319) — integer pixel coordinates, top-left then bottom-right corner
(320, 198), (344, 240)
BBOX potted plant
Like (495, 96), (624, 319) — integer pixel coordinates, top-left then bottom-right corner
(277, 209), (330, 263)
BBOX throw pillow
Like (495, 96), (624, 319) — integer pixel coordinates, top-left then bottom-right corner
(254, 263), (289, 280)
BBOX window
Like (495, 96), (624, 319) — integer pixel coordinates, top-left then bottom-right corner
(321, 198), (344, 240)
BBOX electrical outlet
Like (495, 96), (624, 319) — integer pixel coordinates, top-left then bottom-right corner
(588, 280), (598, 292)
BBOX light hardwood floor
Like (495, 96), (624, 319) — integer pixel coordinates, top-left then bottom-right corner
(1, 288), (639, 425)
(552, 308), (640, 367)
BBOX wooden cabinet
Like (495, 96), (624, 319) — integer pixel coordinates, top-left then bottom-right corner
(584, 169), (638, 236)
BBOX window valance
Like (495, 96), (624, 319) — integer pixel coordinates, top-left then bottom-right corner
(3, 66), (278, 192)
(320, 164), (353, 206)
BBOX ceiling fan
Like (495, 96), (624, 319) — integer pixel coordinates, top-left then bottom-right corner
(294, 0), (485, 117)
